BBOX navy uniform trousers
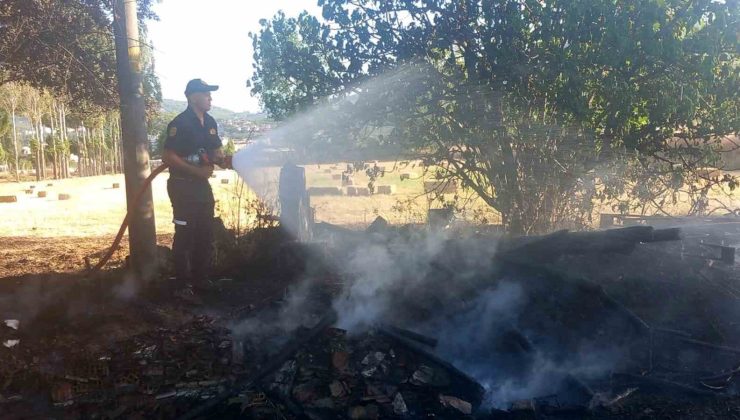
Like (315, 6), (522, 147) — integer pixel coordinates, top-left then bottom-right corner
(167, 177), (214, 283)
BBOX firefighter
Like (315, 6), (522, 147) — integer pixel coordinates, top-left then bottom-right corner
(162, 79), (232, 293)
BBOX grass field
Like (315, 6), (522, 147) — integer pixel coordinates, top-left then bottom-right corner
(1, 162), (740, 239)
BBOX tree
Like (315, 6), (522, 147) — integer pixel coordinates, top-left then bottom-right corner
(251, 0), (740, 234)
(0, 0), (158, 107)
(0, 83), (23, 181)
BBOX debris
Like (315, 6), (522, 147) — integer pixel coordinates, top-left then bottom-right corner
(329, 380), (347, 398)
(3, 319), (19, 330)
(392, 392), (408, 415)
(3, 339), (20, 348)
(439, 394), (472, 414)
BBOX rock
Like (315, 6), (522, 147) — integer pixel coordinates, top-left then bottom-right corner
(393, 393), (408, 415)
(58, 193), (71, 200)
(37, 191), (46, 198)
(439, 395), (472, 415)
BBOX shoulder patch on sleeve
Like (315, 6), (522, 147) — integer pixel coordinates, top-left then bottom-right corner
(209, 128), (217, 135)
(168, 126), (177, 137)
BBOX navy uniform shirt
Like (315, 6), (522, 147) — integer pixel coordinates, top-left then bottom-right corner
(164, 107), (222, 203)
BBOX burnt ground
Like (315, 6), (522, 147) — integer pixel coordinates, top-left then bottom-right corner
(4, 224), (740, 418)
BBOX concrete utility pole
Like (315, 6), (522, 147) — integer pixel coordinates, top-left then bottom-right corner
(113, 0), (158, 281)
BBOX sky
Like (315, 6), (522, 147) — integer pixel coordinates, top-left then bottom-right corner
(147, 0), (322, 113)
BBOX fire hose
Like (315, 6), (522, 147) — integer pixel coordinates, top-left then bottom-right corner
(88, 163), (169, 274)
(88, 153), (233, 274)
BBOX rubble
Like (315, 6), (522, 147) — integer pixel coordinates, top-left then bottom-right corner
(6, 221), (740, 418)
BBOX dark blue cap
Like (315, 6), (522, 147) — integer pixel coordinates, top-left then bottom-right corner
(185, 79), (219, 96)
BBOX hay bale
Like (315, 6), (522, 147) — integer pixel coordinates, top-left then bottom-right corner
(400, 172), (415, 181)
(112, 182), (120, 189)
(355, 187), (371, 196)
(308, 186), (343, 196)
(342, 178), (354, 187)
(58, 193), (71, 201)
(332, 174), (342, 180)
(424, 180), (457, 194)
(37, 191), (47, 198)
(376, 185), (396, 195)
(221, 179), (230, 184)
(0, 195), (17, 203)
(697, 167), (722, 179)
(346, 186), (358, 196)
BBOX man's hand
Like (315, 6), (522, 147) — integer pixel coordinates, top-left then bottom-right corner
(194, 164), (214, 179)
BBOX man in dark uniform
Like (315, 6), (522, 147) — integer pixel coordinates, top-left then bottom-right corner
(162, 79), (232, 290)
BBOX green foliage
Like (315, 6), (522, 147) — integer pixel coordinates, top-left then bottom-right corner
(224, 139), (236, 156)
(251, 0), (740, 233)
(0, 0), (160, 111)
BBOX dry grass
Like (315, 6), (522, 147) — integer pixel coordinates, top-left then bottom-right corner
(2, 164), (740, 239)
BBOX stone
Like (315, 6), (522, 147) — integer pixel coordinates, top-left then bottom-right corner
(37, 191), (46, 198)
(58, 193), (71, 200)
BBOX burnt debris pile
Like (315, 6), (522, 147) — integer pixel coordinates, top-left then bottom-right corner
(5, 218), (740, 418)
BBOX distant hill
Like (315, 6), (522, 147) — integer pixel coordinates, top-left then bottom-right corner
(161, 99), (269, 122)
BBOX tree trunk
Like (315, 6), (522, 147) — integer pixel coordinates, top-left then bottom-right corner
(11, 107), (19, 182)
(38, 120), (45, 180)
(114, 0), (158, 280)
(50, 106), (58, 179)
